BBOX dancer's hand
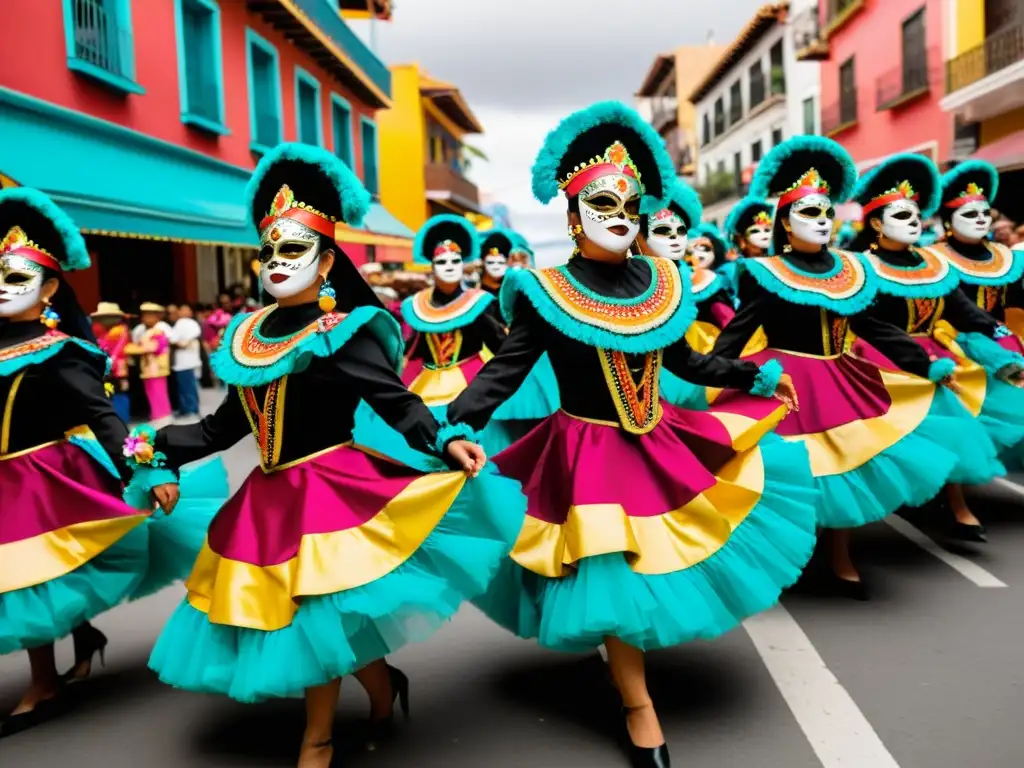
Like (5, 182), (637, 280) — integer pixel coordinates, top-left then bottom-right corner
(941, 375), (964, 396)
(774, 373), (799, 412)
(447, 440), (486, 477)
(151, 483), (180, 514)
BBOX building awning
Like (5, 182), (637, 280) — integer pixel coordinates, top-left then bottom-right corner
(0, 87), (411, 249)
(971, 130), (1024, 171)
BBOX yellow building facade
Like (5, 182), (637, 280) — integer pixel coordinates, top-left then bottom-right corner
(941, 0), (1024, 168)
(376, 63), (485, 233)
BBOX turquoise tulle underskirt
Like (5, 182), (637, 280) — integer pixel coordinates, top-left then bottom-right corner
(472, 435), (818, 653)
(978, 377), (1024, 472)
(813, 389), (978, 529)
(0, 456), (227, 654)
(148, 465), (527, 702)
(659, 370), (709, 410)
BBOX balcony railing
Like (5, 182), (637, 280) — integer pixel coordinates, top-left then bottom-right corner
(651, 97), (678, 132)
(822, 0), (865, 39)
(822, 93), (858, 135)
(947, 22), (1024, 94)
(425, 163), (480, 209)
(876, 48), (939, 110)
(70, 0), (131, 78)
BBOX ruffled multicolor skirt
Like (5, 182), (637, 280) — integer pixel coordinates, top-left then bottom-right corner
(472, 398), (818, 653)
(355, 352), (559, 464)
(0, 436), (226, 654)
(148, 443), (525, 702)
(745, 348), (963, 529)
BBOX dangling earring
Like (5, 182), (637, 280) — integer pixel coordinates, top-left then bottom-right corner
(318, 278), (337, 313)
(40, 298), (60, 330)
(782, 244), (793, 254)
(568, 223), (584, 258)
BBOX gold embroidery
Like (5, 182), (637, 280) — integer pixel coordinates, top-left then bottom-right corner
(907, 297), (944, 334)
(597, 349), (663, 435)
(237, 377), (288, 471)
(425, 330), (463, 368)
(1, 372), (26, 456)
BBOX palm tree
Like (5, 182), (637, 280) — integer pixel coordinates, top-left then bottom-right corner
(460, 143), (488, 173)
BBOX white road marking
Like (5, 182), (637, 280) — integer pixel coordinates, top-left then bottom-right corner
(883, 516), (1007, 588)
(744, 605), (902, 768)
(993, 477), (1024, 501)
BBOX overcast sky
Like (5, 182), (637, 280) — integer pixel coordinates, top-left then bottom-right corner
(353, 0), (755, 265)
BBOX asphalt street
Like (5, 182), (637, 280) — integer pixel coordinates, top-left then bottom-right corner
(3, 389), (1024, 767)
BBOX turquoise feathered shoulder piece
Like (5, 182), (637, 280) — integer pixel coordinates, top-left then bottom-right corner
(742, 249), (878, 316)
(400, 288), (494, 334)
(211, 304), (403, 387)
(0, 331), (107, 378)
(499, 255), (697, 354)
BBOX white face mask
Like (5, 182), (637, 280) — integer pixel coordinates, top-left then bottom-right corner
(646, 210), (687, 261)
(788, 193), (834, 247)
(432, 243), (465, 284)
(483, 251), (508, 279)
(744, 222), (772, 251)
(0, 253), (46, 317)
(258, 218), (324, 300)
(578, 172), (641, 255)
(951, 200), (993, 243)
(880, 198), (922, 246)
(687, 237), (716, 269)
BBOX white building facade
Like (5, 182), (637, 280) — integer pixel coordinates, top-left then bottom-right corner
(690, 1), (821, 225)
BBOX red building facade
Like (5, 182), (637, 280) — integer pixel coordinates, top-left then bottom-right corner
(0, 0), (409, 312)
(810, 0), (952, 170)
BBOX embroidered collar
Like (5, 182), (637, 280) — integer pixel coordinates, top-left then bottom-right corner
(401, 288), (494, 334)
(689, 266), (723, 302)
(743, 249), (877, 316)
(867, 245), (960, 299)
(0, 331), (106, 377)
(213, 304), (403, 387)
(933, 241), (1024, 287)
(500, 255), (696, 354)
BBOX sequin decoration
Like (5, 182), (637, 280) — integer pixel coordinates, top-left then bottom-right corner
(426, 330), (463, 369)
(933, 241), (1016, 282)
(238, 378), (287, 470)
(407, 289), (491, 327)
(756, 250), (868, 301)
(0, 331), (66, 364)
(534, 256), (683, 336)
(597, 348), (663, 435)
(230, 306), (346, 369)
(867, 246), (951, 287)
(830, 317), (849, 355)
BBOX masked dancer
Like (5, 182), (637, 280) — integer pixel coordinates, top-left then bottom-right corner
(848, 153), (1015, 540)
(479, 228), (511, 300)
(0, 188), (224, 737)
(507, 232), (535, 270)
(137, 144), (523, 768)
(713, 136), (968, 599)
(446, 102), (817, 768)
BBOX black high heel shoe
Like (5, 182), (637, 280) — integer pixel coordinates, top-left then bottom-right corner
(825, 572), (870, 601)
(619, 706), (671, 768)
(949, 520), (987, 543)
(61, 624), (108, 683)
(0, 691), (67, 739)
(365, 665), (410, 750)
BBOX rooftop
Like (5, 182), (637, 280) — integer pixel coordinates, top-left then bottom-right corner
(419, 72), (484, 134)
(688, 2), (789, 104)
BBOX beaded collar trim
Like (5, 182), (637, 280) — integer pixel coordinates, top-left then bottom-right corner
(750, 249), (869, 301)
(866, 245), (954, 291)
(229, 305), (346, 370)
(932, 241), (1022, 285)
(532, 256), (682, 336)
(0, 331), (67, 364)
(406, 288), (491, 328)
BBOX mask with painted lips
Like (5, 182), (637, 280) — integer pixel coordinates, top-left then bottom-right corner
(258, 217), (323, 300)
(950, 200), (993, 243)
(0, 253), (45, 317)
(433, 243), (465, 284)
(788, 193), (835, 246)
(483, 250), (508, 279)
(646, 211), (688, 261)
(880, 198), (922, 246)
(578, 172), (641, 255)
(687, 238), (716, 269)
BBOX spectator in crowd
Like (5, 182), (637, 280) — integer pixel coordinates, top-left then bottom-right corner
(126, 303), (173, 426)
(90, 302), (133, 422)
(992, 216), (1016, 245)
(169, 303), (203, 417)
